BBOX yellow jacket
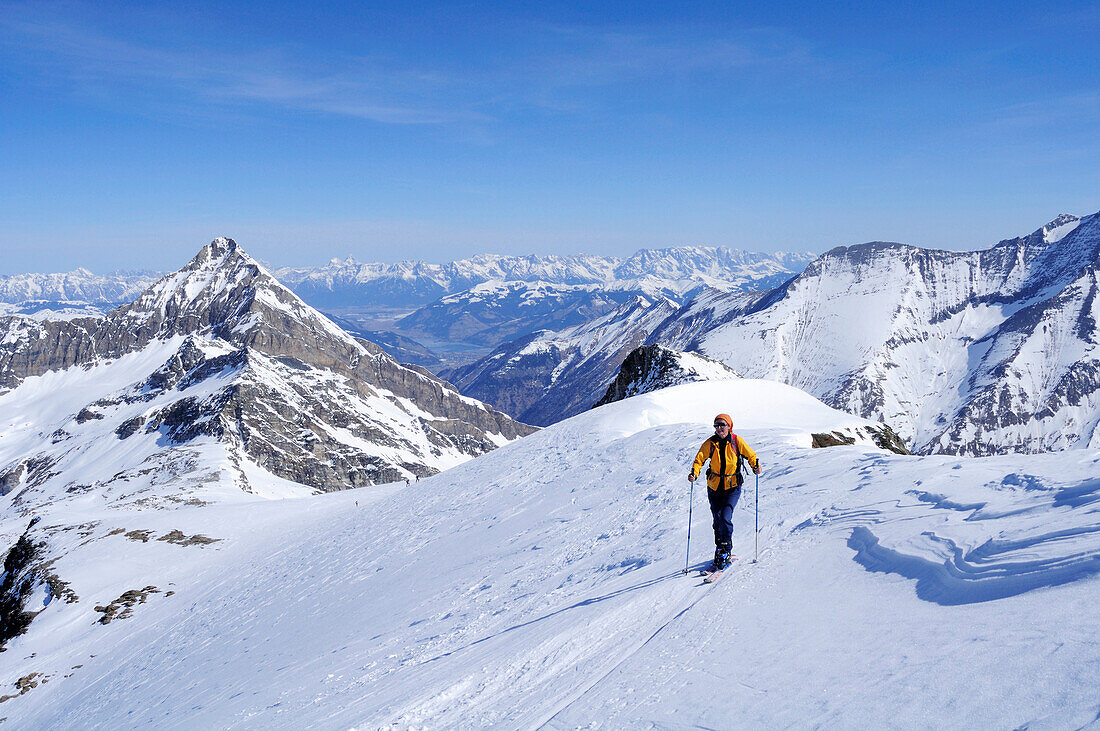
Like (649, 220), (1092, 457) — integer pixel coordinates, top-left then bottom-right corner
(690, 434), (759, 491)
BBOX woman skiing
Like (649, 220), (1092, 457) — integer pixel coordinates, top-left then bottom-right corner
(688, 413), (761, 572)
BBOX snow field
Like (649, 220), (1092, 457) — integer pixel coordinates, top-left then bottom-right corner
(1, 381), (1098, 727)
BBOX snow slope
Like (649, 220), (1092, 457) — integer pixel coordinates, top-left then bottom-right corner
(1, 380), (1098, 727)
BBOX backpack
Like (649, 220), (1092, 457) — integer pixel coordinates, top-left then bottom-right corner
(707, 434), (743, 488)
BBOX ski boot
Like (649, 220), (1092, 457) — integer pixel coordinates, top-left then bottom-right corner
(714, 542), (733, 571)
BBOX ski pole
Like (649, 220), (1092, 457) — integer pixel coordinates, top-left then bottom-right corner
(683, 477), (695, 574)
(753, 467), (760, 563)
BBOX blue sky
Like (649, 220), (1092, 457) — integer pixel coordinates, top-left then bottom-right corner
(1, 1), (1097, 273)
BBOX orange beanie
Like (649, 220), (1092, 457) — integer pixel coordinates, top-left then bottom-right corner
(714, 413), (733, 428)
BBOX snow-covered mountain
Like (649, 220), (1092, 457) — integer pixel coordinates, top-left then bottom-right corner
(0, 268), (161, 305)
(644, 212), (1100, 456)
(0, 238), (533, 504)
(396, 281), (648, 348)
(0, 269), (161, 317)
(274, 247), (814, 309)
(2, 380), (1097, 726)
(443, 295), (680, 425)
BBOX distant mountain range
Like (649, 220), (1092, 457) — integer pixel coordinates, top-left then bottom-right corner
(0, 268), (160, 305)
(271, 247), (816, 309)
(0, 269), (161, 320)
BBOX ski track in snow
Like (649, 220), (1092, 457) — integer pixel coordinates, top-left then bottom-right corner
(1, 382), (1099, 727)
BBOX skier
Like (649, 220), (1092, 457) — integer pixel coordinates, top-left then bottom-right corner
(688, 413), (761, 572)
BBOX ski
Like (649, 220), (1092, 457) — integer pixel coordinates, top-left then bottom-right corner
(700, 555), (736, 583)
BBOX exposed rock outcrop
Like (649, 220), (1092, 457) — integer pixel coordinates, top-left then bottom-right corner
(595, 344), (740, 408)
(812, 426), (909, 455)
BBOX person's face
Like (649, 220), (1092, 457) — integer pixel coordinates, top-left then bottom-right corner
(713, 421), (729, 436)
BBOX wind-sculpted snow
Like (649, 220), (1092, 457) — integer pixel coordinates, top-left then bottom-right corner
(846, 468), (1100, 605)
(1, 380), (1097, 727)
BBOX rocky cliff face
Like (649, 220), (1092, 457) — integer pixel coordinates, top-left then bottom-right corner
(649, 213), (1100, 456)
(0, 239), (535, 507)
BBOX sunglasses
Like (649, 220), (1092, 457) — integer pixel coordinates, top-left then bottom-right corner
(713, 423), (728, 429)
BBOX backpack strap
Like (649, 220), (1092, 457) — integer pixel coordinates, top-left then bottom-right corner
(731, 433), (743, 480)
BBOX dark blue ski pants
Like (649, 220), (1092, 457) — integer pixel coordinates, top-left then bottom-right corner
(707, 486), (741, 548)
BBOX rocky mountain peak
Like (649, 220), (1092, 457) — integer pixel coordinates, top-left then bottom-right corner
(202, 236), (239, 259)
(105, 241), (260, 346)
(103, 238), (364, 367)
(1043, 213), (1079, 229)
(1039, 213), (1082, 244)
(0, 238), (536, 502)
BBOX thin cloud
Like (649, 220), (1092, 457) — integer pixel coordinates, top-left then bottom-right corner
(994, 91), (1100, 128)
(499, 21), (820, 92)
(1, 7), (824, 125)
(0, 8), (474, 125)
